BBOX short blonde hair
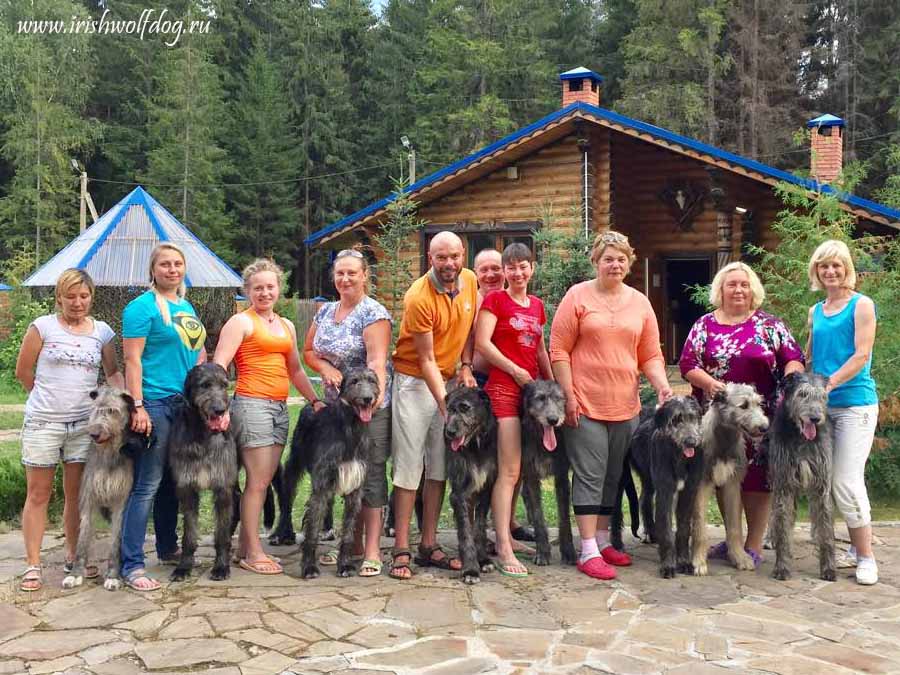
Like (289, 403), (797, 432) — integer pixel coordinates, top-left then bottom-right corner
(55, 269), (95, 308)
(808, 239), (857, 291)
(709, 261), (766, 310)
(590, 230), (636, 266)
(242, 258), (284, 292)
(149, 242), (187, 326)
(332, 248), (371, 295)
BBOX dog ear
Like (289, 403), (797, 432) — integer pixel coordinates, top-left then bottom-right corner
(183, 367), (195, 402)
(120, 392), (136, 413)
(90, 389), (99, 400)
(712, 388), (728, 405)
(654, 400), (674, 426)
(780, 371), (803, 392)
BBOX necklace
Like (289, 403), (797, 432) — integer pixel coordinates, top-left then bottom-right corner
(59, 315), (88, 332)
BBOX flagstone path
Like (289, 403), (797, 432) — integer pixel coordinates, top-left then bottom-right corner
(0, 524), (898, 674)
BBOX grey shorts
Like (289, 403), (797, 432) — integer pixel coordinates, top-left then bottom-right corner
(564, 414), (639, 515)
(231, 395), (289, 449)
(363, 406), (391, 508)
(21, 416), (91, 467)
(390, 373), (445, 489)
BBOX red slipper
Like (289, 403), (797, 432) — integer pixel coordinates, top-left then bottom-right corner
(601, 545), (632, 567)
(577, 555), (616, 580)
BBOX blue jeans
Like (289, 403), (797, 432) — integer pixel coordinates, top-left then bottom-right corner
(119, 395), (183, 577)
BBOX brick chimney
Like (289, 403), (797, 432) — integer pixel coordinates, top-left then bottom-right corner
(560, 67), (603, 108)
(807, 114), (844, 184)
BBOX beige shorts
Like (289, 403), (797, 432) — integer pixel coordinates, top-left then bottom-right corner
(390, 373), (445, 489)
(21, 416), (91, 467)
(231, 395), (289, 449)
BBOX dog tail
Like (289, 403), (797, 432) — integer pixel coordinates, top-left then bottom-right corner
(100, 506), (112, 522)
(622, 466), (640, 537)
(263, 485), (276, 530)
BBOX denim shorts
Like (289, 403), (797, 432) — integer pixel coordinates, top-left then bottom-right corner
(21, 416), (91, 467)
(231, 395), (289, 448)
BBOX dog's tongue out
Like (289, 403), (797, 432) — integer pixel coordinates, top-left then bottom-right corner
(451, 436), (466, 452)
(802, 421), (817, 441)
(683, 447), (695, 459)
(207, 415), (228, 432)
(356, 406), (374, 423)
(542, 425), (557, 452)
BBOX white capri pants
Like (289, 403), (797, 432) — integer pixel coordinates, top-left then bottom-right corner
(829, 404), (878, 529)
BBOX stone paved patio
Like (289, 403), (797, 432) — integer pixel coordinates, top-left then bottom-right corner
(0, 524), (898, 674)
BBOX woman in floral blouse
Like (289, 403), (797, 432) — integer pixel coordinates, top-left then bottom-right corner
(679, 261), (804, 565)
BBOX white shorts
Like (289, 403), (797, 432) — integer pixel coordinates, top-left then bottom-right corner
(390, 373), (445, 489)
(21, 416), (91, 467)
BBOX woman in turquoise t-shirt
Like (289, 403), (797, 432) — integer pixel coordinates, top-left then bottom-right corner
(807, 240), (879, 586)
(120, 243), (207, 591)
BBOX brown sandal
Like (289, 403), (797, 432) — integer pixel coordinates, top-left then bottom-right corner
(414, 544), (462, 571)
(389, 549), (413, 580)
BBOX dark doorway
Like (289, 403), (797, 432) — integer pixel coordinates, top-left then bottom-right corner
(664, 256), (712, 363)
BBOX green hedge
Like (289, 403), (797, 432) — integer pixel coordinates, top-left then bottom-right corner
(0, 454), (64, 523)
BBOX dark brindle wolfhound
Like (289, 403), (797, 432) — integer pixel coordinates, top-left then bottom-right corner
(769, 372), (836, 581)
(273, 367), (379, 579)
(169, 363), (240, 582)
(520, 380), (576, 566)
(618, 397), (704, 578)
(691, 383), (769, 576)
(63, 386), (146, 591)
(445, 386), (498, 584)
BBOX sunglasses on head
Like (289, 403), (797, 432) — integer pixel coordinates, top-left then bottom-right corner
(336, 249), (364, 259)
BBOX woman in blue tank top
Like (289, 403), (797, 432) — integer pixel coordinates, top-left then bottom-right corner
(807, 240), (878, 585)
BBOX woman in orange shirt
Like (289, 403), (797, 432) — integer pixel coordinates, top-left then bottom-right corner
(214, 259), (323, 575)
(550, 231), (672, 581)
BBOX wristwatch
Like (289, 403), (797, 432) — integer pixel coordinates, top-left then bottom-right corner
(133, 399), (144, 408)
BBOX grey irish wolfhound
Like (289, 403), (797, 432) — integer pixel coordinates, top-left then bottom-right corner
(169, 363), (240, 582)
(445, 385), (498, 584)
(520, 380), (577, 566)
(691, 383), (769, 575)
(63, 386), (143, 591)
(275, 367), (378, 579)
(768, 372), (836, 581)
(624, 397), (704, 578)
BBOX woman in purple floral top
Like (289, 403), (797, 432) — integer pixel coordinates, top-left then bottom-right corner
(679, 262), (805, 563)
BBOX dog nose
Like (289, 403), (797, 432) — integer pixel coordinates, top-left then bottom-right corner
(212, 406), (227, 416)
(360, 396), (374, 406)
(809, 416), (821, 425)
(546, 416), (559, 426)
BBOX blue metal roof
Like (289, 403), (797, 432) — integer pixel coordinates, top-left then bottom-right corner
(24, 186), (243, 288)
(807, 114), (845, 128)
(307, 102), (900, 246)
(560, 67), (604, 83)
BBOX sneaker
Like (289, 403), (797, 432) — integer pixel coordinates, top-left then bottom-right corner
(600, 545), (632, 567)
(836, 546), (858, 569)
(856, 557), (878, 585)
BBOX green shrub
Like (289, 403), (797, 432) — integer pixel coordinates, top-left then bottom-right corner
(0, 454), (64, 524)
(867, 430), (900, 498)
(0, 288), (52, 390)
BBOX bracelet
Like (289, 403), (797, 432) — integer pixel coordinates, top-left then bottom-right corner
(460, 362), (473, 370)
(310, 397), (322, 405)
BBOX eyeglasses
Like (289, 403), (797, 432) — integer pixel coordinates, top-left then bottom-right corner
(336, 249), (364, 259)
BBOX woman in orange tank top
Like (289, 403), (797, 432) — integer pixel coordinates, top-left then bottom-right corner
(214, 259), (323, 575)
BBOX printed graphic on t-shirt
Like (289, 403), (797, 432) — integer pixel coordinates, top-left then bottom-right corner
(510, 313), (541, 348)
(173, 311), (207, 351)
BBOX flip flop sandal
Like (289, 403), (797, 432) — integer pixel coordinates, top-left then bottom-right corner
(124, 569), (162, 591)
(64, 560), (99, 579)
(233, 554), (282, 565)
(497, 560), (529, 578)
(20, 565), (42, 592)
(414, 544), (462, 571)
(707, 541), (729, 560)
(389, 549), (413, 580)
(239, 557), (283, 575)
(359, 558), (383, 577)
(511, 526), (537, 542)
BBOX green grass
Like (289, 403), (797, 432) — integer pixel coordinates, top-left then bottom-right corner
(0, 381), (26, 405)
(0, 410), (23, 430)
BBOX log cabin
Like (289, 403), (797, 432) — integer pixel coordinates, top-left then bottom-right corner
(305, 68), (900, 362)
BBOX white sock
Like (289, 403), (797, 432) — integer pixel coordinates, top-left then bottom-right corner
(595, 529), (610, 549)
(580, 537), (600, 562)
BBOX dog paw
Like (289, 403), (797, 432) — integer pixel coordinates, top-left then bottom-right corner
(268, 531), (296, 546)
(820, 568), (836, 582)
(560, 546), (578, 566)
(660, 565), (677, 579)
(209, 565), (230, 581)
(532, 552), (551, 566)
(732, 551), (756, 571)
(772, 567), (791, 581)
(103, 577), (121, 591)
(62, 574), (83, 589)
(692, 559), (708, 576)
(480, 560), (495, 573)
(462, 570), (481, 584)
(302, 565), (320, 580)
(338, 565), (356, 578)
(677, 561), (694, 575)
(170, 568), (189, 582)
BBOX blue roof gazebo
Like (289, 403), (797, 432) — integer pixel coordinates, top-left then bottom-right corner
(24, 186), (242, 288)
